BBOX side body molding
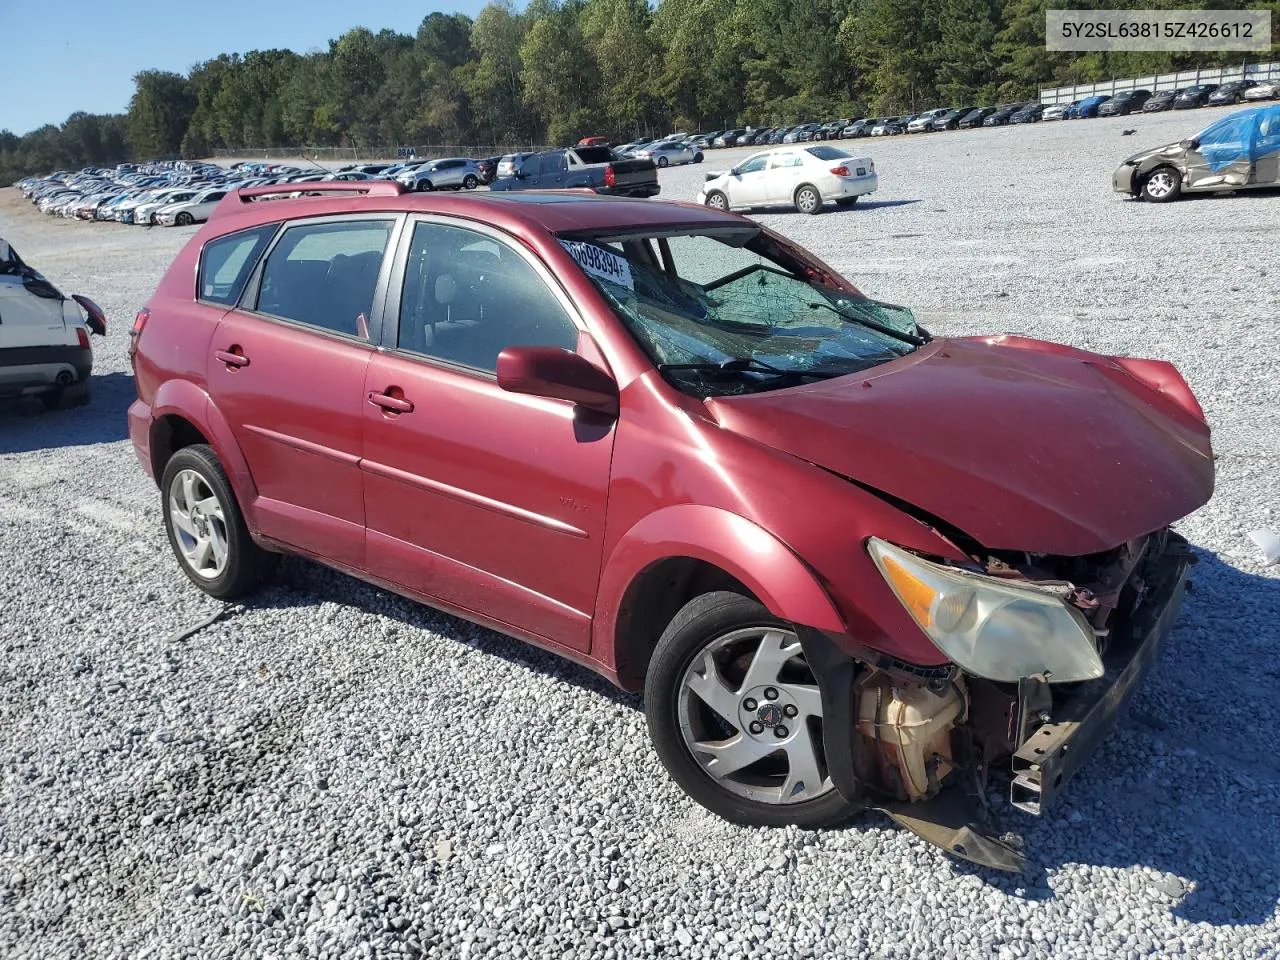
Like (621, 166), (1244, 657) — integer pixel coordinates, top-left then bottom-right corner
(593, 504), (846, 660)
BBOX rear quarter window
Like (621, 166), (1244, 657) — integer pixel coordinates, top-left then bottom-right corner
(198, 224), (277, 305)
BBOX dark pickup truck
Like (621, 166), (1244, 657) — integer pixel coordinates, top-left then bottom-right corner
(488, 147), (659, 198)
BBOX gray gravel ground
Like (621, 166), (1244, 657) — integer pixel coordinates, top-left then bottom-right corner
(2, 107), (1279, 960)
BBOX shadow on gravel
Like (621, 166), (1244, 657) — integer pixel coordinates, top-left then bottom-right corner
(0, 371), (134, 453)
(947, 550), (1280, 928)
(229, 539), (1280, 928)
(757, 198), (922, 215)
(259, 558), (644, 713)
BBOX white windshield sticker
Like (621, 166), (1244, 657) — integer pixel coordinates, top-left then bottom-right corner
(559, 240), (633, 290)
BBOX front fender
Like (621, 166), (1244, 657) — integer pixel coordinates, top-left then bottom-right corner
(150, 379), (259, 526)
(593, 504), (845, 661)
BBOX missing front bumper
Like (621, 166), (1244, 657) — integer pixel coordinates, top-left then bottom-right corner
(1009, 547), (1193, 815)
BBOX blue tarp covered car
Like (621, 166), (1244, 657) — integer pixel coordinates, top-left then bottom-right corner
(1112, 104), (1280, 201)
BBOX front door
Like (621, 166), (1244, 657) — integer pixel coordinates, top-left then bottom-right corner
(208, 215), (400, 569)
(728, 153), (773, 208)
(361, 218), (615, 652)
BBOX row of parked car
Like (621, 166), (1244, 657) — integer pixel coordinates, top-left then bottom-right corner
(13, 159), (407, 226)
(1047, 79), (1280, 120)
(663, 78), (1280, 148)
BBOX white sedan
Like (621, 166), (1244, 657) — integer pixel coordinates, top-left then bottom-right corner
(154, 187), (230, 226)
(696, 145), (877, 214)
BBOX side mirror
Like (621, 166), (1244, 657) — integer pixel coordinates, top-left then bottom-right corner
(496, 346), (618, 415)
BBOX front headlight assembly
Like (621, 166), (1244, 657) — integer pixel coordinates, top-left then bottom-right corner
(867, 538), (1104, 683)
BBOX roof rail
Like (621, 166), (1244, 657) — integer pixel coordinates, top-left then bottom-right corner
(209, 179), (406, 220)
(234, 180), (406, 202)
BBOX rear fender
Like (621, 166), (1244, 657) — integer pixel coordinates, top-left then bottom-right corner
(150, 379), (259, 524)
(593, 504), (845, 662)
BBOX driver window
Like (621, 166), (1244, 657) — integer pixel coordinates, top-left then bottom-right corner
(397, 222), (578, 373)
(737, 156), (768, 174)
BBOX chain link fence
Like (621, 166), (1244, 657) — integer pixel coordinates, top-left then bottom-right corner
(1041, 59), (1280, 105)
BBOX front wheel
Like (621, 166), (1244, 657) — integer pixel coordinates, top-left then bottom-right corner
(644, 592), (861, 827)
(1141, 166), (1182, 202)
(161, 444), (278, 598)
(794, 184), (823, 214)
(693, 152), (704, 164)
(704, 190), (729, 211)
(462, 174), (479, 190)
(176, 211), (194, 226)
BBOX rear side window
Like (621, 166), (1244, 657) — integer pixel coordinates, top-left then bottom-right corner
(255, 219), (393, 339)
(199, 224), (276, 305)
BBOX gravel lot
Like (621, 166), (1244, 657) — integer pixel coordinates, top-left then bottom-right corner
(3, 108), (1279, 960)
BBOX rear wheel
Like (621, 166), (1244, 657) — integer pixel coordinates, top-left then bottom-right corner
(645, 592), (860, 827)
(161, 444), (278, 599)
(704, 190), (729, 211)
(1141, 167), (1182, 203)
(794, 184), (823, 214)
(693, 152), (704, 164)
(39, 381), (90, 411)
(657, 156), (669, 168)
(462, 174), (479, 190)
(416, 180), (433, 192)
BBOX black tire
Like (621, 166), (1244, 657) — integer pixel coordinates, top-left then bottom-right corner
(644, 591), (862, 828)
(175, 211), (194, 226)
(462, 174), (479, 190)
(39, 381), (90, 411)
(1140, 166), (1182, 203)
(416, 180), (433, 192)
(704, 190), (729, 211)
(160, 444), (278, 599)
(835, 196), (858, 208)
(693, 152), (704, 164)
(657, 156), (669, 168)
(794, 183), (823, 214)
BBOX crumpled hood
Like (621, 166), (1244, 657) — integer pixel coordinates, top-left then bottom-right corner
(706, 337), (1214, 555)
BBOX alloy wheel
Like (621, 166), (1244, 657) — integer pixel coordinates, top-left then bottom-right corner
(677, 626), (834, 805)
(1145, 171), (1177, 199)
(167, 469), (229, 580)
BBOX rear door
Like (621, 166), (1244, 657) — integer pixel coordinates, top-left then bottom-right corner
(207, 214), (403, 569)
(360, 217), (616, 651)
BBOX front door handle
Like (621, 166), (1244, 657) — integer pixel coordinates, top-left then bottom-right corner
(214, 348), (250, 369)
(368, 391), (414, 414)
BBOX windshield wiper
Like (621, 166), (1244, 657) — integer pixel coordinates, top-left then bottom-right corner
(807, 300), (928, 346)
(657, 356), (839, 380)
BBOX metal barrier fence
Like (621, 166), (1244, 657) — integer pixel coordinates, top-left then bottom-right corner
(209, 144), (554, 163)
(1041, 60), (1280, 104)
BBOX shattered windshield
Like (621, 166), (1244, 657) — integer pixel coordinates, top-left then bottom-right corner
(558, 228), (922, 397)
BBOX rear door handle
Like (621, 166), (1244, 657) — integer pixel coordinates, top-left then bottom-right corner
(368, 391), (414, 414)
(214, 348), (250, 369)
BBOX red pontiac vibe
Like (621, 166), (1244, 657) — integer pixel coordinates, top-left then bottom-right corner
(128, 181), (1213, 869)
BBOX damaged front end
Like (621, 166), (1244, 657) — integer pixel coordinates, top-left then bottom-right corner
(799, 529), (1196, 872)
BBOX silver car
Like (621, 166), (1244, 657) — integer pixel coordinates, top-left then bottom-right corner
(632, 140), (703, 167)
(395, 158), (484, 192)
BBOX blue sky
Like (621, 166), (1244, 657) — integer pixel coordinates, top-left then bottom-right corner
(0, 0), (491, 136)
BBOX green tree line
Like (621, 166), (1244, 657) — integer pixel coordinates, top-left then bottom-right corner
(3, 0), (1276, 184)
